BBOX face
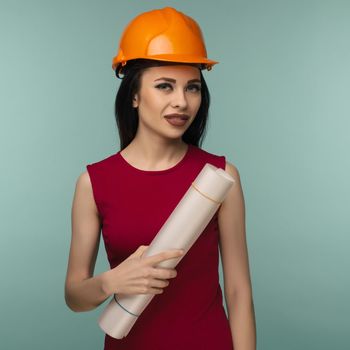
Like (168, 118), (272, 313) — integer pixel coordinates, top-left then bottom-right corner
(132, 65), (202, 140)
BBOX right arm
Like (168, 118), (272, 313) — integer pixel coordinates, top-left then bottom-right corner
(64, 171), (109, 312)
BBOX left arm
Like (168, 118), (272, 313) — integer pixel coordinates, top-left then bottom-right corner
(218, 161), (256, 350)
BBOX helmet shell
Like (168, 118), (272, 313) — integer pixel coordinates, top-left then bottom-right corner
(112, 7), (218, 72)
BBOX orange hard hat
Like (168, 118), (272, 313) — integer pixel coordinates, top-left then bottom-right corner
(112, 7), (218, 74)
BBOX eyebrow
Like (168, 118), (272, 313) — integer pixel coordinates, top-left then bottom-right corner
(154, 77), (201, 84)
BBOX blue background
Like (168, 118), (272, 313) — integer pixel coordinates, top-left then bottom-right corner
(1, 0), (349, 349)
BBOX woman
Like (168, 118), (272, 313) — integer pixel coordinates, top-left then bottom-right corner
(65, 7), (256, 350)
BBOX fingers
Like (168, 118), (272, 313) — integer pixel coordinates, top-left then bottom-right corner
(146, 266), (177, 280)
(111, 246), (182, 296)
(127, 245), (149, 260)
(139, 245), (149, 258)
(138, 268), (177, 295)
(144, 277), (170, 289)
(143, 249), (184, 266)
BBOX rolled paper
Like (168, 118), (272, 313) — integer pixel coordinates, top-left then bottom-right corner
(98, 163), (235, 339)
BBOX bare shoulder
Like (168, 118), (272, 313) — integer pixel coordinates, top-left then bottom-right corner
(76, 170), (92, 189)
(72, 170), (99, 218)
(224, 161), (240, 179)
(74, 171), (95, 200)
(219, 160), (244, 214)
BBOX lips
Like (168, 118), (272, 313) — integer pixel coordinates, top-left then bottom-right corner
(164, 114), (189, 127)
(164, 113), (190, 120)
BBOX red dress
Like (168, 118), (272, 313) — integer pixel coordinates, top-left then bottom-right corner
(86, 143), (234, 350)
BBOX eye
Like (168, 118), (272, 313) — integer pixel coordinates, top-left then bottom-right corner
(186, 84), (201, 93)
(155, 83), (173, 91)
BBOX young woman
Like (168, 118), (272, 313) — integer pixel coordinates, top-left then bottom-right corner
(65, 7), (256, 350)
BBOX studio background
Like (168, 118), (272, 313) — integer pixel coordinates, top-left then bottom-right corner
(1, 0), (349, 349)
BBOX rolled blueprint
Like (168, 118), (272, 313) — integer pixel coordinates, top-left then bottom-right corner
(98, 163), (235, 339)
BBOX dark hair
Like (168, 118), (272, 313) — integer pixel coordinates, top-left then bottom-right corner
(114, 59), (211, 150)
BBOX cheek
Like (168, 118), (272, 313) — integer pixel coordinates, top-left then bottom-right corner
(142, 93), (167, 112)
(191, 95), (202, 111)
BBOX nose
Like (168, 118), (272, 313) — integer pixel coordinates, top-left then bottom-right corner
(171, 88), (188, 109)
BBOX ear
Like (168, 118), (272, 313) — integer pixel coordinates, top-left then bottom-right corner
(132, 94), (139, 108)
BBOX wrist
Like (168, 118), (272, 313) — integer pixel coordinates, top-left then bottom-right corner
(100, 270), (113, 297)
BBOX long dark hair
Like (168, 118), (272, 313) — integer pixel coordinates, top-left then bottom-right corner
(114, 59), (211, 150)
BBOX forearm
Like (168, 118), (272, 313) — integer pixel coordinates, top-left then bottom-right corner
(226, 291), (257, 350)
(65, 271), (111, 312)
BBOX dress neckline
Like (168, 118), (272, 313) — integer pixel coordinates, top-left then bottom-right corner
(116, 144), (192, 175)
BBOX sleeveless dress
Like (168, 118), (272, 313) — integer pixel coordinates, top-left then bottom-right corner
(86, 143), (234, 350)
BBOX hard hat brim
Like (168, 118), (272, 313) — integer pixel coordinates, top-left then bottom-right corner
(112, 55), (219, 71)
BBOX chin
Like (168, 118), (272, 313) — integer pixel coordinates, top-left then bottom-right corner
(162, 130), (187, 140)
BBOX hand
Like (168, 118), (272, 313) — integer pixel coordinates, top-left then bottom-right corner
(102, 245), (184, 296)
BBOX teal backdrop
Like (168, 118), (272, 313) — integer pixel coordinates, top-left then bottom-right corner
(1, 0), (349, 349)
